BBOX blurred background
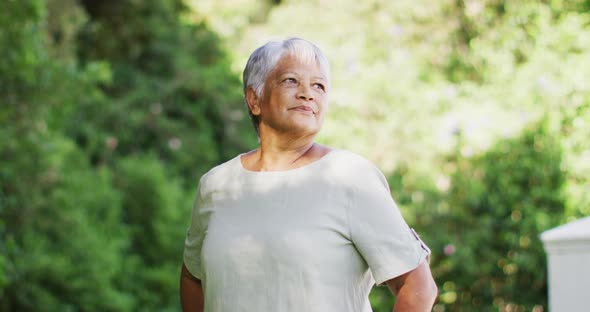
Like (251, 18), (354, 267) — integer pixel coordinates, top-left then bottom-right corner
(1, 0), (589, 311)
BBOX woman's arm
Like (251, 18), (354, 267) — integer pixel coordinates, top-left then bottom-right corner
(180, 262), (204, 312)
(385, 260), (438, 312)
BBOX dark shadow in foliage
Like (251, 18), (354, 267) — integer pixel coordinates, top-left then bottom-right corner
(71, 0), (257, 184)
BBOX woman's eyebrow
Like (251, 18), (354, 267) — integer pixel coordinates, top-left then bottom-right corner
(277, 72), (326, 81)
(277, 71), (297, 78)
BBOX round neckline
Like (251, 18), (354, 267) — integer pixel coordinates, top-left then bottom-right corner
(236, 149), (338, 175)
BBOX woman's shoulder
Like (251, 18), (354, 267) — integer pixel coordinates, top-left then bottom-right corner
(325, 148), (379, 170)
(321, 148), (385, 182)
(197, 154), (242, 189)
(325, 149), (390, 192)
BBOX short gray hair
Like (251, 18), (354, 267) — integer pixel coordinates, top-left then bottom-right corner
(242, 37), (331, 134)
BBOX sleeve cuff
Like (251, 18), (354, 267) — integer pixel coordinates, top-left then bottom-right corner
(183, 253), (202, 280)
(373, 247), (430, 286)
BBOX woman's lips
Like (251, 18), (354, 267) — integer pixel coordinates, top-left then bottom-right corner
(290, 105), (315, 115)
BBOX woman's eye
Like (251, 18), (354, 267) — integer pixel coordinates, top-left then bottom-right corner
(283, 78), (297, 84)
(314, 83), (325, 91)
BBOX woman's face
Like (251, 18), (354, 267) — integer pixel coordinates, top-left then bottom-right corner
(251, 54), (329, 138)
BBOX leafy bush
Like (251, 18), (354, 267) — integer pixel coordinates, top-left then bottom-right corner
(113, 155), (191, 310)
(424, 120), (564, 312)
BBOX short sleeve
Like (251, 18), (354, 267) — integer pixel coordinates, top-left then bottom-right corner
(183, 177), (209, 279)
(348, 164), (430, 286)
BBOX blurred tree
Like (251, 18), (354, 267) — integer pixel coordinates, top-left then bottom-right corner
(433, 120), (565, 311)
(113, 154), (192, 310)
(0, 1), (131, 310)
(73, 0), (256, 183)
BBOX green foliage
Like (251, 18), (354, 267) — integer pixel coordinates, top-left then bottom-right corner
(1, 134), (132, 311)
(433, 121), (565, 311)
(28, 138), (131, 311)
(369, 120), (565, 312)
(114, 155), (191, 310)
(71, 0), (256, 182)
(0, 0), (46, 103)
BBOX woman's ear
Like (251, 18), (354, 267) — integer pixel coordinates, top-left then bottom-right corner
(245, 88), (261, 116)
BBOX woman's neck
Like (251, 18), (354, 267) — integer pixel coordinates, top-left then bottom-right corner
(241, 136), (332, 172)
(249, 139), (316, 171)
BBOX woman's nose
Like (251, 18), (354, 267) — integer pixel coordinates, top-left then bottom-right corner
(297, 85), (314, 101)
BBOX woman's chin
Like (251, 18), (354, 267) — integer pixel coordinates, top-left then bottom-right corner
(288, 122), (323, 137)
(261, 119), (323, 138)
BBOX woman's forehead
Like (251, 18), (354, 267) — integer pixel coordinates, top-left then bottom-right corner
(272, 54), (328, 78)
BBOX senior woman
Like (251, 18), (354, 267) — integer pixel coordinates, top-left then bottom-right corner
(180, 37), (437, 312)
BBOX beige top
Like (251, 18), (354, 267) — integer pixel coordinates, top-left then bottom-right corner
(184, 149), (430, 312)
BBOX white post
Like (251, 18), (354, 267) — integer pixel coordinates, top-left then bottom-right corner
(540, 217), (590, 312)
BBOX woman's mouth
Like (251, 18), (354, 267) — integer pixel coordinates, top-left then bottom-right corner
(290, 105), (315, 115)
